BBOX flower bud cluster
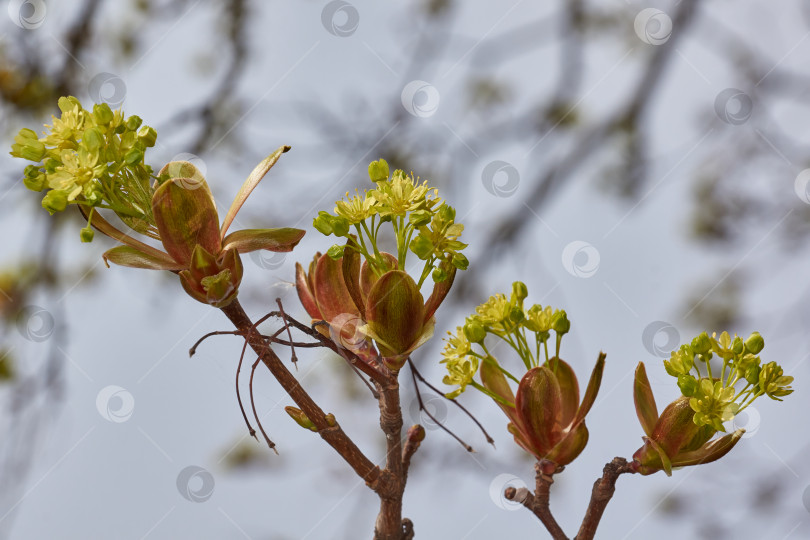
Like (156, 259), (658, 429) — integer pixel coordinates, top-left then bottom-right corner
(10, 96), (158, 241)
(313, 159), (467, 288)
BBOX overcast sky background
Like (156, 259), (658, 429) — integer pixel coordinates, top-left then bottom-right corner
(1, 1), (809, 539)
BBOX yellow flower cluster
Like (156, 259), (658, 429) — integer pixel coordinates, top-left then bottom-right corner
(10, 96), (158, 240)
(314, 159), (467, 287)
(664, 330), (793, 431)
(440, 281), (570, 399)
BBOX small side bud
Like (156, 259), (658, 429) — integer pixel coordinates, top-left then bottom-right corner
(80, 226), (95, 243)
(368, 158), (390, 183)
(431, 266), (447, 283)
(41, 190), (68, 214)
(326, 244), (345, 260)
(285, 406), (317, 432)
(552, 311), (570, 335)
(137, 125), (157, 147)
(23, 166), (46, 191)
(451, 252), (469, 270)
(92, 103), (114, 124)
(463, 318), (486, 344)
(744, 332), (764, 355)
(691, 332), (711, 354)
(126, 115), (143, 131)
(677, 374), (698, 397)
(511, 281), (528, 302)
(406, 424), (426, 443)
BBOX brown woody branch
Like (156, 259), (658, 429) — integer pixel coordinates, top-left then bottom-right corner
(505, 460), (568, 540)
(574, 457), (634, 540)
(219, 299), (382, 486)
(220, 300), (417, 539)
(374, 376), (407, 540)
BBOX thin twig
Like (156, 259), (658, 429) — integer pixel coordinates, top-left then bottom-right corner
(236, 334), (256, 440)
(275, 298), (298, 368)
(408, 362), (473, 452)
(220, 300), (382, 484)
(248, 356), (277, 454)
(189, 329), (240, 357)
(408, 359), (495, 447)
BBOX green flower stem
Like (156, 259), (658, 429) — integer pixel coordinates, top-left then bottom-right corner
(497, 363), (521, 385)
(416, 260), (433, 289)
(495, 331), (530, 371)
(470, 381), (514, 407)
(352, 224), (371, 256)
(514, 329), (534, 367)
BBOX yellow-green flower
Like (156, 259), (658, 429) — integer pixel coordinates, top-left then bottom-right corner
(759, 361), (794, 400)
(9, 96), (158, 238)
(663, 346), (694, 377)
(312, 158), (467, 288)
(334, 190), (377, 224)
(40, 96), (89, 147)
(440, 327), (478, 397)
(409, 204), (467, 269)
(441, 353), (479, 399)
(48, 147), (105, 200)
(711, 331), (742, 360)
(524, 304), (554, 333)
(474, 293), (511, 327)
(442, 326), (471, 359)
(370, 169), (441, 218)
(689, 379), (736, 431)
